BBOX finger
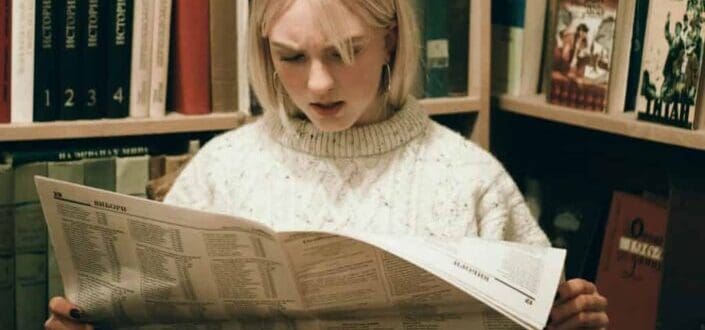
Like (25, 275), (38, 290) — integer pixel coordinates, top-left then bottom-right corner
(48, 297), (83, 320)
(550, 293), (608, 324)
(556, 279), (596, 303)
(44, 314), (94, 330)
(550, 311), (609, 330)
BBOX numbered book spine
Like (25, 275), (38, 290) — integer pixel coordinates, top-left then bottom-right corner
(105, 0), (133, 118)
(33, 0), (60, 122)
(148, 0), (171, 118)
(81, 0), (107, 119)
(10, 0), (36, 123)
(57, 0), (84, 120)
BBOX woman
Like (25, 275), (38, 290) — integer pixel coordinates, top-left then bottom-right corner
(46, 0), (608, 329)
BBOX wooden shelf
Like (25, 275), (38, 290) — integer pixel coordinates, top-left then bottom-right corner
(498, 94), (705, 151)
(0, 112), (247, 142)
(420, 95), (482, 116)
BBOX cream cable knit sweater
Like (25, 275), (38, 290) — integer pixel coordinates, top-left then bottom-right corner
(164, 99), (549, 246)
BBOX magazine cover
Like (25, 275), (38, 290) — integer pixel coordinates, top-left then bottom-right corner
(549, 0), (619, 111)
(636, 0), (705, 129)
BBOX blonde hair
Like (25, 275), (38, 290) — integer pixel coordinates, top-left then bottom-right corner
(248, 0), (420, 114)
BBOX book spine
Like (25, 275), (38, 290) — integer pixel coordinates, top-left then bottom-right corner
(209, 0), (238, 113)
(423, 0), (449, 98)
(105, 0), (132, 118)
(148, 0), (171, 118)
(128, 0), (153, 118)
(7, 145), (151, 166)
(236, 0), (250, 114)
(13, 162), (48, 330)
(10, 0), (36, 123)
(115, 154), (149, 197)
(490, 0), (525, 96)
(170, 0), (211, 115)
(447, 0), (469, 96)
(0, 163), (14, 330)
(46, 160), (84, 300)
(81, 0), (107, 119)
(83, 157), (116, 191)
(0, 256), (14, 330)
(57, 0), (83, 120)
(624, 0), (649, 112)
(14, 253), (46, 330)
(0, 0), (10, 123)
(32, 0), (59, 122)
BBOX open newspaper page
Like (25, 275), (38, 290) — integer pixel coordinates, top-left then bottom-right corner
(35, 176), (565, 330)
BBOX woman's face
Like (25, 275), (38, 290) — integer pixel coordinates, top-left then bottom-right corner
(268, 0), (393, 132)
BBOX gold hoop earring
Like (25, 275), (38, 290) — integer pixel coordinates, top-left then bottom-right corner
(384, 63), (392, 92)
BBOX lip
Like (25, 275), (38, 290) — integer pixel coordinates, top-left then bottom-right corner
(310, 101), (345, 117)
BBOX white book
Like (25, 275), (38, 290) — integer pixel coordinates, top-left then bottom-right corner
(10, 0), (35, 123)
(519, 0), (547, 96)
(129, 0), (155, 118)
(606, 0), (636, 114)
(237, 0), (251, 115)
(148, 0), (172, 118)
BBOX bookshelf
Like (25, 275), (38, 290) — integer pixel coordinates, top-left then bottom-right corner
(498, 94), (705, 151)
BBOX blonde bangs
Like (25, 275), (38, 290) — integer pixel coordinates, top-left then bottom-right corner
(249, 0), (421, 113)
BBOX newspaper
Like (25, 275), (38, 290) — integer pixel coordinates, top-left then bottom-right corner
(35, 176), (566, 330)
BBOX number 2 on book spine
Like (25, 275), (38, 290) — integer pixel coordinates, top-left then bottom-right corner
(113, 87), (124, 104)
(64, 89), (75, 107)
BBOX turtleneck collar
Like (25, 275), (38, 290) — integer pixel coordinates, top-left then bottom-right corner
(262, 98), (430, 158)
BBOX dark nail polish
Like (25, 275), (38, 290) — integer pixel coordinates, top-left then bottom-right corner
(69, 308), (81, 320)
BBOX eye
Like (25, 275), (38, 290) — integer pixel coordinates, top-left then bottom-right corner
(331, 48), (362, 61)
(280, 54), (305, 62)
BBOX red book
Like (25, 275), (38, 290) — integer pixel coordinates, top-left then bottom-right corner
(0, 0), (10, 123)
(169, 0), (211, 115)
(595, 191), (668, 330)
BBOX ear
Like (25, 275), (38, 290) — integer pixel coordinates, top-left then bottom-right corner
(384, 25), (398, 62)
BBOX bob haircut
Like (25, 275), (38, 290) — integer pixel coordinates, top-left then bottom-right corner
(248, 0), (420, 115)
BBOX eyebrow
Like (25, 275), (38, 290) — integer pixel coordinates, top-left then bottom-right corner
(270, 36), (369, 53)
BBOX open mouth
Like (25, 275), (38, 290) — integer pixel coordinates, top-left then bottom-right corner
(310, 101), (345, 115)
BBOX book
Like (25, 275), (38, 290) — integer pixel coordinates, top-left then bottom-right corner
(595, 191), (668, 330)
(623, 0), (650, 112)
(3, 144), (150, 167)
(605, 0), (636, 114)
(57, 0), (84, 121)
(10, 0), (36, 123)
(447, 0), (469, 96)
(0, 0), (9, 123)
(13, 161), (48, 330)
(548, 0), (619, 111)
(0, 163), (13, 330)
(83, 157), (116, 191)
(422, 0), (449, 98)
(36, 176), (567, 330)
(147, 0), (171, 118)
(46, 160), (85, 300)
(128, 0), (154, 119)
(115, 154), (149, 198)
(491, 0), (547, 96)
(33, 0), (60, 122)
(105, 0), (133, 118)
(236, 0), (250, 115)
(81, 0), (108, 119)
(635, 0), (705, 129)
(169, 0), (211, 115)
(209, 0), (239, 113)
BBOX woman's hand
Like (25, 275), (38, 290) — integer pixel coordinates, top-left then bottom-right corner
(45, 297), (93, 330)
(547, 278), (609, 330)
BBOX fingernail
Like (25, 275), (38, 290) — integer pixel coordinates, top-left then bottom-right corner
(69, 308), (81, 320)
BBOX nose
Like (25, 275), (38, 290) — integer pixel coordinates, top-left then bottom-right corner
(307, 60), (334, 94)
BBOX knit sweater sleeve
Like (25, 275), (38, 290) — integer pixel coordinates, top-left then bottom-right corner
(475, 166), (551, 247)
